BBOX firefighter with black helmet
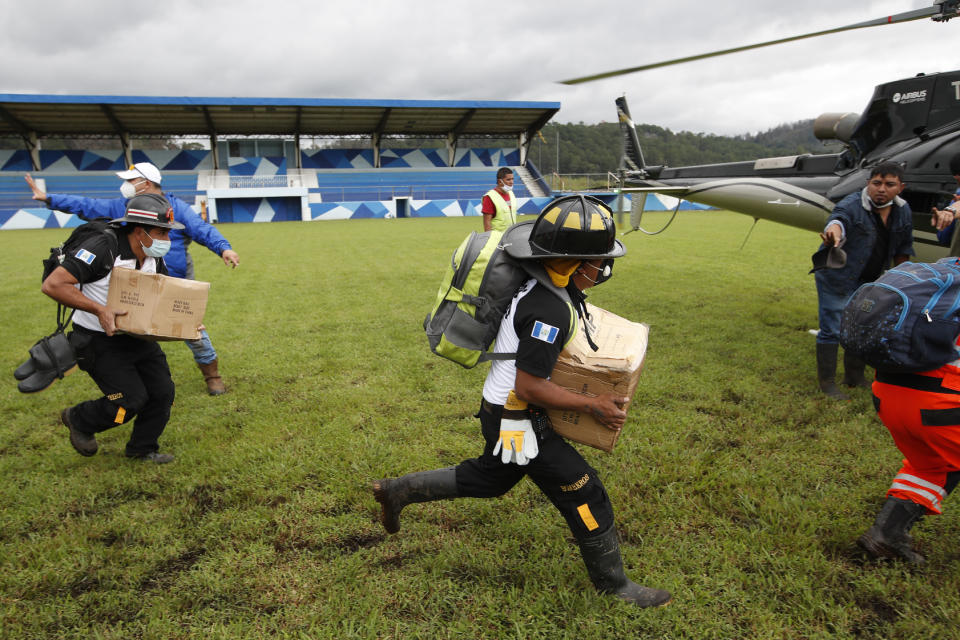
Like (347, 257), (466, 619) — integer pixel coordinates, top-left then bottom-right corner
(41, 193), (185, 464)
(373, 195), (671, 608)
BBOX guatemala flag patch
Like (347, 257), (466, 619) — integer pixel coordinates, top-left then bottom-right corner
(74, 249), (96, 265)
(531, 321), (559, 344)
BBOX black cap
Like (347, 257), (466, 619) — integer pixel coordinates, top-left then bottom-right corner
(110, 193), (184, 230)
(809, 245), (847, 273)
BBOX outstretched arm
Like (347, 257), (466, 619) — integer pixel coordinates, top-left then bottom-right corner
(172, 199), (237, 266)
(221, 249), (240, 268)
(41, 187), (127, 221)
(24, 174), (49, 204)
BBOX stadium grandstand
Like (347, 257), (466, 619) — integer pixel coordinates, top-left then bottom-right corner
(0, 94), (560, 229)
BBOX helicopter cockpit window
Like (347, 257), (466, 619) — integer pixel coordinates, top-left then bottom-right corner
(849, 101), (892, 160)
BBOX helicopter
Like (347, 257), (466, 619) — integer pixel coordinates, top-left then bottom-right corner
(560, 1), (960, 262)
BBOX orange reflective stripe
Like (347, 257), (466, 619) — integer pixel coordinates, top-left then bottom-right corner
(114, 407), (126, 424)
(577, 503), (599, 531)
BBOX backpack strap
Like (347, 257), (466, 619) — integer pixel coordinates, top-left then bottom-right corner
(480, 351), (518, 361)
(56, 303), (74, 333)
(476, 262), (581, 364)
(518, 261), (573, 307)
(53, 222), (119, 333)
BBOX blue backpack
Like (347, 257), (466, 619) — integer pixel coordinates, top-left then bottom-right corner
(840, 259), (960, 372)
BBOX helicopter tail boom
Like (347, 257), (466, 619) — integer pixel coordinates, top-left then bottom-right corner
(616, 96), (647, 172)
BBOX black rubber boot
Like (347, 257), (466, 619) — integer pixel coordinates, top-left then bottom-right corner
(842, 350), (872, 389)
(858, 497), (927, 565)
(372, 467), (459, 534)
(577, 525), (671, 608)
(61, 407), (97, 457)
(817, 343), (848, 400)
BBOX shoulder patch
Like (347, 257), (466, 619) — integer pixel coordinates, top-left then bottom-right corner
(531, 321), (559, 344)
(74, 248), (96, 265)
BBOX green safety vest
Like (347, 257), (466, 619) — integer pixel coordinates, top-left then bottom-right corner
(485, 188), (518, 232)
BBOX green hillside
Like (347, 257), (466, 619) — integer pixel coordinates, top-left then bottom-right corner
(531, 119), (844, 176)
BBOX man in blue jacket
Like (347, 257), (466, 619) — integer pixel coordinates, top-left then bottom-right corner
(25, 163), (240, 396)
(930, 153), (960, 251)
(813, 162), (913, 399)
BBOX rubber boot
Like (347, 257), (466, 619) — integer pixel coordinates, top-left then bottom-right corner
(577, 525), (671, 608)
(842, 350), (871, 389)
(61, 407), (97, 457)
(857, 496), (927, 565)
(816, 343), (848, 400)
(372, 467), (459, 534)
(197, 359), (226, 396)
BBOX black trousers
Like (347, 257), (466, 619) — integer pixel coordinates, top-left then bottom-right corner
(455, 402), (615, 541)
(69, 326), (176, 456)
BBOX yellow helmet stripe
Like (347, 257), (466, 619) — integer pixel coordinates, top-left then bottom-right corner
(542, 206), (562, 224)
(562, 211), (583, 229)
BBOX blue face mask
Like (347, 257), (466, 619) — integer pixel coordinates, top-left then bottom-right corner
(140, 230), (171, 258)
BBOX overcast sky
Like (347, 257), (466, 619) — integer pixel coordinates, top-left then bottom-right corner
(0, 0), (954, 136)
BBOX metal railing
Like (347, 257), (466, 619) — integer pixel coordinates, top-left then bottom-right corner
(228, 175), (295, 188)
(213, 174), (541, 201)
(312, 185), (496, 201)
(549, 173), (618, 192)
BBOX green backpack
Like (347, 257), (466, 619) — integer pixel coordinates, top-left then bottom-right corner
(423, 229), (572, 368)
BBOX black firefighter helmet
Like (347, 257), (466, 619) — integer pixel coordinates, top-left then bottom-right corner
(502, 194), (626, 260)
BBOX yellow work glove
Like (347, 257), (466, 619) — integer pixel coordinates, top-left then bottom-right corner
(492, 418), (538, 465)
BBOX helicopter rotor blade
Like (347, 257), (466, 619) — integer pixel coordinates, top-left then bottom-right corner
(559, 3), (957, 85)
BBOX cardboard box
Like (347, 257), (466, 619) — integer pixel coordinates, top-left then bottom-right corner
(106, 267), (210, 340)
(546, 303), (648, 453)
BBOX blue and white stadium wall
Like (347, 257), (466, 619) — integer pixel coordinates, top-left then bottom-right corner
(0, 147), (520, 174)
(0, 146), (558, 229)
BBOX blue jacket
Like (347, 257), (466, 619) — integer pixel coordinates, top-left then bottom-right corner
(935, 189), (960, 245)
(48, 192), (232, 279)
(815, 190), (914, 293)
(937, 221), (955, 245)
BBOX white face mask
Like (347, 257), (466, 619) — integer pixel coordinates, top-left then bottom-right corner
(140, 230), (171, 258)
(500, 183), (513, 193)
(120, 181), (137, 199)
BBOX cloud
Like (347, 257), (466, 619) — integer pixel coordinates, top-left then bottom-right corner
(0, 0), (951, 135)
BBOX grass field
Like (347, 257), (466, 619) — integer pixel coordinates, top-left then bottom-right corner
(1, 212), (958, 639)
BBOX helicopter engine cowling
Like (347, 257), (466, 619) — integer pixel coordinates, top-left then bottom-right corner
(813, 112), (860, 143)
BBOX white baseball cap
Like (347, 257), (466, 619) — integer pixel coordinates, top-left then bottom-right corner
(116, 162), (162, 185)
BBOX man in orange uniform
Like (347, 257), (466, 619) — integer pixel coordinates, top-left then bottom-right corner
(859, 336), (960, 565)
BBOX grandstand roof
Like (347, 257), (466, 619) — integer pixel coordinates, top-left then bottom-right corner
(0, 94), (560, 139)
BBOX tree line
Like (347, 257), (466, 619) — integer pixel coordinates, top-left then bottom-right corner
(530, 120), (842, 176)
(1, 119), (842, 173)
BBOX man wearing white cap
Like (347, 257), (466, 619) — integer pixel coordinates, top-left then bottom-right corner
(25, 163), (239, 396)
(42, 194), (184, 463)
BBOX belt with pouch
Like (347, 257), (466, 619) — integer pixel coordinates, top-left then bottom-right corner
(482, 398), (553, 437)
